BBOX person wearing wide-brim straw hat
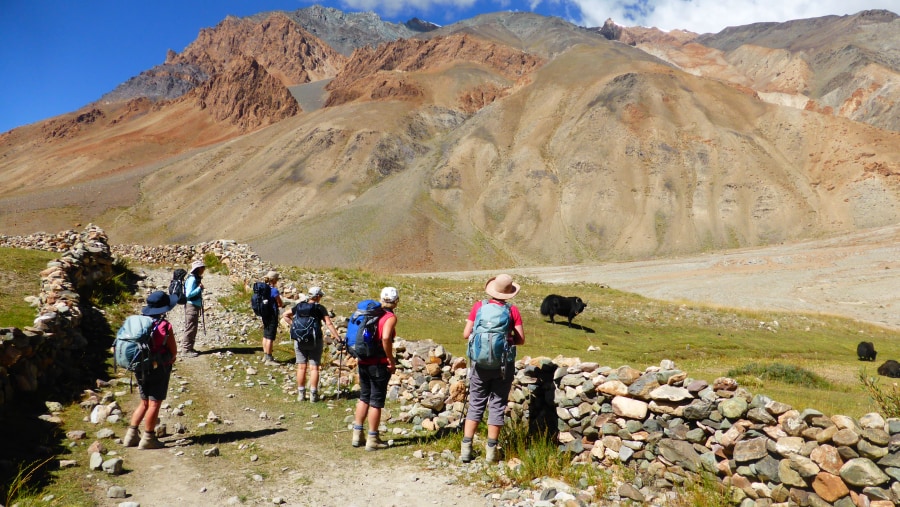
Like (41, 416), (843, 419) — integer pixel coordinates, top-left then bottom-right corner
(459, 274), (525, 464)
(123, 290), (179, 450)
(181, 259), (206, 358)
(260, 270), (284, 365)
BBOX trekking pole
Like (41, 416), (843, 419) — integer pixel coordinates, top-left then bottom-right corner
(337, 341), (344, 400)
(200, 298), (207, 336)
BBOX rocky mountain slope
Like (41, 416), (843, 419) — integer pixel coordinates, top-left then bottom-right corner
(0, 6), (898, 272)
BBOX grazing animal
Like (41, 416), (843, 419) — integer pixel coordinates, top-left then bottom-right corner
(857, 341), (877, 361)
(877, 360), (900, 378)
(539, 295), (587, 327)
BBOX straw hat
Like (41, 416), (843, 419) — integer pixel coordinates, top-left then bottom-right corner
(484, 274), (519, 300)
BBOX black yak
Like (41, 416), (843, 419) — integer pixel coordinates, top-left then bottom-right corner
(540, 295), (587, 327)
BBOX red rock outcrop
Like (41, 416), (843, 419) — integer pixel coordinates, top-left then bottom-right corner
(192, 55), (300, 132)
(170, 12), (346, 86)
(325, 33), (544, 108)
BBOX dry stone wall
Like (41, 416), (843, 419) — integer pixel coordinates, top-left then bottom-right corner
(5, 226), (900, 505)
(0, 225), (114, 406)
(388, 342), (900, 506)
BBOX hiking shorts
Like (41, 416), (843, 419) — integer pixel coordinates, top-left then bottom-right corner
(358, 363), (390, 409)
(262, 313), (279, 340)
(293, 340), (323, 366)
(465, 366), (514, 426)
(136, 365), (172, 402)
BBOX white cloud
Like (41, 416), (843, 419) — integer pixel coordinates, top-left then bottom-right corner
(566, 0), (899, 33)
(338, 0), (479, 17)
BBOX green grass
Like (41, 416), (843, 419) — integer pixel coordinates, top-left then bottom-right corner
(259, 268), (900, 418)
(0, 247), (57, 328)
(203, 252), (230, 275)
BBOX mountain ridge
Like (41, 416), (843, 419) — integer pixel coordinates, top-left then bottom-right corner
(1, 6), (898, 272)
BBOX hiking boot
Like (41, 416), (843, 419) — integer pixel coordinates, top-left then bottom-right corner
(351, 428), (363, 448)
(297, 389), (306, 402)
(485, 444), (499, 463)
(123, 426), (140, 447)
(460, 440), (473, 463)
(309, 390), (319, 403)
(365, 433), (388, 451)
(138, 431), (164, 450)
(182, 350), (199, 359)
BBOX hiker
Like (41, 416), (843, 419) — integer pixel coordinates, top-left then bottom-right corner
(261, 270), (284, 365)
(351, 286), (399, 451)
(181, 259), (205, 358)
(281, 286), (340, 402)
(123, 290), (179, 449)
(460, 274), (525, 463)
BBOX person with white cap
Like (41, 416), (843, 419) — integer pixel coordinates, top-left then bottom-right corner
(460, 274), (525, 463)
(281, 286), (340, 401)
(260, 270), (284, 365)
(123, 290), (179, 450)
(351, 286), (399, 451)
(181, 259), (205, 358)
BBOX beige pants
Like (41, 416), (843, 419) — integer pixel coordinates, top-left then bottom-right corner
(181, 303), (201, 351)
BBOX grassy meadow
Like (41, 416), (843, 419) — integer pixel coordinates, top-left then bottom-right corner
(259, 267), (900, 419)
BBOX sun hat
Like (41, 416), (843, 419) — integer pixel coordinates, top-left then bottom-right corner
(190, 260), (206, 273)
(380, 286), (399, 303)
(308, 286), (325, 298)
(265, 270), (280, 282)
(142, 290), (179, 316)
(485, 274), (519, 300)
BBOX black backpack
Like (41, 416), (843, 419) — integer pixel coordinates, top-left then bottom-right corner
(250, 281), (274, 317)
(168, 268), (188, 305)
(290, 302), (321, 350)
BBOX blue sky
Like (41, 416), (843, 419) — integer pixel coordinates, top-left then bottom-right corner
(0, 0), (896, 134)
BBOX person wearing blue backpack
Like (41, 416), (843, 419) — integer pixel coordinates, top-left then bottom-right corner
(351, 286), (399, 451)
(123, 291), (179, 450)
(460, 274), (525, 463)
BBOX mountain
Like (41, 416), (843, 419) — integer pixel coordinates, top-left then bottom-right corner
(1, 6), (898, 272)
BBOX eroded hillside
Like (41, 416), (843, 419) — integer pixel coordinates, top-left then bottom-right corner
(0, 7), (898, 272)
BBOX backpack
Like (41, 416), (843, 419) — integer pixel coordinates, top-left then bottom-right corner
(290, 302), (321, 350)
(250, 281), (273, 317)
(168, 268), (188, 305)
(345, 299), (385, 359)
(467, 300), (515, 370)
(113, 315), (165, 373)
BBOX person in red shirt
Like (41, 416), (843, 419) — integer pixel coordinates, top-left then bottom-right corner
(461, 274), (525, 463)
(123, 291), (179, 449)
(351, 287), (399, 451)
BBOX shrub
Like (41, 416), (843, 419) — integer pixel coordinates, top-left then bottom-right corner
(859, 370), (900, 418)
(726, 362), (831, 389)
(203, 252), (229, 275)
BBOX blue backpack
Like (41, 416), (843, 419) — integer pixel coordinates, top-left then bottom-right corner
(345, 299), (385, 359)
(114, 315), (164, 372)
(467, 300), (515, 370)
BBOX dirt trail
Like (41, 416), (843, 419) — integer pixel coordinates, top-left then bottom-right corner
(96, 270), (488, 507)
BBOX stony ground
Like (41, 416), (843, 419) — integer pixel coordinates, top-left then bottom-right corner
(91, 268), (491, 507)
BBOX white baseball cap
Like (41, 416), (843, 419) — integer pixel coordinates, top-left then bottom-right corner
(380, 286), (399, 303)
(308, 286), (325, 298)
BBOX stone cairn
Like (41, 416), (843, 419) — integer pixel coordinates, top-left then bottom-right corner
(4, 226), (900, 506)
(0, 225), (114, 406)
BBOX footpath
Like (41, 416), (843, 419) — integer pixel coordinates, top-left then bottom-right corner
(93, 268), (489, 507)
